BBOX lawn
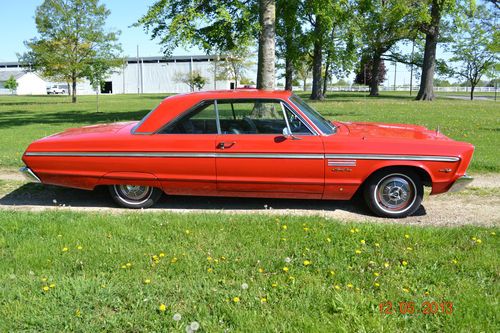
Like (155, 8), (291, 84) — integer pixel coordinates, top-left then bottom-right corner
(0, 92), (499, 172)
(0, 211), (498, 332)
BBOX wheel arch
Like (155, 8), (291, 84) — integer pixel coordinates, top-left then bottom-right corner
(362, 165), (432, 189)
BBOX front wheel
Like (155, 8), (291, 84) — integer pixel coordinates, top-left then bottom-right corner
(109, 185), (162, 209)
(363, 170), (423, 218)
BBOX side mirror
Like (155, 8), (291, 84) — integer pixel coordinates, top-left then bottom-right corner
(282, 127), (301, 140)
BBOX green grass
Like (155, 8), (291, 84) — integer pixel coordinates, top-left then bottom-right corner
(0, 92), (499, 172)
(0, 211), (497, 332)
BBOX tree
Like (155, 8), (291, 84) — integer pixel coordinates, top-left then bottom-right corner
(85, 58), (123, 112)
(294, 55), (313, 91)
(20, 0), (122, 103)
(175, 71), (209, 91)
(216, 46), (256, 88)
(4, 75), (18, 95)
(415, 0), (460, 101)
(358, 0), (421, 96)
(256, 0), (276, 90)
(446, 4), (499, 100)
(354, 57), (388, 86)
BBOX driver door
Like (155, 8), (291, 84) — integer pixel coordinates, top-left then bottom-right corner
(215, 99), (325, 197)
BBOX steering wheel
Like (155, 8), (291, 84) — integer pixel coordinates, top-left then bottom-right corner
(243, 117), (257, 134)
(288, 114), (302, 132)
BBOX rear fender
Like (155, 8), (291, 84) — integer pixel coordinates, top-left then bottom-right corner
(97, 172), (163, 191)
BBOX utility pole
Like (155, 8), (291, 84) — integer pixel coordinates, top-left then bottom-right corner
(393, 62), (397, 92)
(409, 40), (415, 96)
(136, 45), (140, 94)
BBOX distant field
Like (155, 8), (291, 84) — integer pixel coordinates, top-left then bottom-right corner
(0, 211), (497, 332)
(0, 92), (498, 172)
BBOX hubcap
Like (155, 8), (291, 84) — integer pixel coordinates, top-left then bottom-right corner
(376, 175), (415, 213)
(116, 185), (151, 203)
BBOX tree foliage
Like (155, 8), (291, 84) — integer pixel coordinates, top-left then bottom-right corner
(20, 0), (122, 103)
(215, 46), (256, 87)
(4, 75), (18, 95)
(354, 57), (388, 86)
(175, 70), (209, 91)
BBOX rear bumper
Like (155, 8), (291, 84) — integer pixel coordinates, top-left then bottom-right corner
(448, 175), (473, 192)
(19, 166), (41, 183)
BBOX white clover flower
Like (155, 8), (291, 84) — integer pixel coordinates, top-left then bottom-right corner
(241, 283), (249, 290)
(190, 321), (200, 331)
(173, 313), (182, 321)
(284, 257), (291, 263)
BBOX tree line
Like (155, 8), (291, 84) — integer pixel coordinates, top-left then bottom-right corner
(19, 0), (498, 102)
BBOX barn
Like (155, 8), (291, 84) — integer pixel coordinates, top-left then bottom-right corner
(0, 70), (47, 95)
(0, 55), (233, 95)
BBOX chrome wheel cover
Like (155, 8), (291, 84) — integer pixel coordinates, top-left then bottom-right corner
(114, 185), (152, 205)
(374, 174), (417, 214)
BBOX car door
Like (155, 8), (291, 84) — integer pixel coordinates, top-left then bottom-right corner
(150, 101), (218, 196)
(215, 99), (325, 197)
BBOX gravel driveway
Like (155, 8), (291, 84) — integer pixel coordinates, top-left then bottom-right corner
(1, 170), (499, 227)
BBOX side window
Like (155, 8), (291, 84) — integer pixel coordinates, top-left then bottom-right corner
(284, 106), (313, 135)
(160, 102), (217, 134)
(217, 100), (288, 135)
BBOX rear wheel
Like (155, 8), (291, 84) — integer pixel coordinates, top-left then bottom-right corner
(109, 185), (162, 209)
(363, 170), (423, 218)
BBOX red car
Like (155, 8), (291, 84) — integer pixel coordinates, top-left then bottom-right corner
(20, 89), (474, 217)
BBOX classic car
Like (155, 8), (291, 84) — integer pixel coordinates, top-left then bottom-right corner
(20, 89), (474, 217)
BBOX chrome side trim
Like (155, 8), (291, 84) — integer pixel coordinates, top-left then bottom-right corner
(19, 166), (41, 183)
(448, 175), (474, 192)
(25, 152), (324, 159)
(328, 159), (357, 167)
(325, 154), (460, 162)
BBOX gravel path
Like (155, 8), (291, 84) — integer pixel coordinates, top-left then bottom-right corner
(1, 170), (499, 227)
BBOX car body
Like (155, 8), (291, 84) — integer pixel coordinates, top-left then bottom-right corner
(21, 89), (474, 217)
(46, 85), (66, 95)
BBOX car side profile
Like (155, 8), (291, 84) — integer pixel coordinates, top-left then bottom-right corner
(21, 89), (474, 217)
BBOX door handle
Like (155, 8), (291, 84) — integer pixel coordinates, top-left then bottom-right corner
(217, 141), (236, 150)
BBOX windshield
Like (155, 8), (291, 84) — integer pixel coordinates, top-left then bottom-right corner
(290, 95), (336, 135)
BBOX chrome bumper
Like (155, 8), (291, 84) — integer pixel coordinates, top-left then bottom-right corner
(448, 175), (473, 192)
(19, 166), (41, 183)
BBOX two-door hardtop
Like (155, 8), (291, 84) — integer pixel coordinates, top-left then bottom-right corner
(21, 89), (474, 217)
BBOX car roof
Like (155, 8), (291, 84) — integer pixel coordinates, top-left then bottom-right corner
(134, 89), (294, 134)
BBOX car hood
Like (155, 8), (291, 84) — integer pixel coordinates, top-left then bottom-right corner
(336, 121), (451, 140)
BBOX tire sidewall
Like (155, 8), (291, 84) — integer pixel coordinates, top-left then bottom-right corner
(109, 185), (162, 209)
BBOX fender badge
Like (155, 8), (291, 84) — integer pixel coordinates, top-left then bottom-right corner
(439, 168), (452, 173)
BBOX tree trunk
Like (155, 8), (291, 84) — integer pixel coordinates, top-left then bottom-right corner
(71, 77), (77, 103)
(303, 78), (307, 92)
(284, 55), (293, 91)
(470, 84), (475, 100)
(310, 40), (323, 100)
(416, 0), (441, 101)
(256, 0), (276, 90)
(369, 55), (381, 97)
(323, 59), (330, 97)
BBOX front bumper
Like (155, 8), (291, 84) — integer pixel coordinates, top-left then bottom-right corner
(448, 175), (473, 192)
(19, 166), (41, 183)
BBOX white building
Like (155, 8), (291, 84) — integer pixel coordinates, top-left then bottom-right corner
(0, 55), (232, 95)
(0, 70), (47, 95)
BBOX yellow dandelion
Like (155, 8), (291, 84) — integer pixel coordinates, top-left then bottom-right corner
(41, 277), (47, 282)
(282, 266), (289, 272)
(214, 259), (219, 264)
(159, 252), (165, 258)
(233, 296), (240, 303)
(384, 262), (390, 268)
(281, 237), (287, 241)
(282, 225), (288, 230)
(334, 285), (341, 290)
(303, 260), (311, 266)
(144, 279), (151, 284)
(350, 228), (355, 233)
(403, 288), (410, 293)
(207, 268), (213, 273)
(374, 282), (380, 287)
(75, 309), (81, 317)
(404, 234), (410, 239)
(476, 239), (482, 244)
(207, 256), (213, 261)
(77, 245), (83, 250)
(472, 236), (477, 241)
(374, 242), (380, 247)
(402, 261), (408, 266)
(171, 257), (178, 263)
(347, 283), (353, 289)
(49, 283), (56, 288)
(491, 232), (496, 236)
(121, 265), (127, 269)
(303, 227), (309, 232)
(329, 270), (335, 276)
(373, 272), (380, 277)
(42, 286), (49, 292)
(126, 262), (132, 268)
(271, 283), (278, 288)
(424, 291), (430, 296)
(355, 228), (360, 232)
(355, 249), (362, 254)
(260, 297), (267, 303)
(158, 303), (167, 312)
(360, 239), (366, 244)
(221, 256), (226, 261)
(62, 247), (69, 252)
(451, 259), (458, 265)
(406, 247), (413, 251)
(326, 237), (332, 243)
(185, 229), (190, 234)
(57, 234), (63, 238)
(258, 267), (264, 273)
(288, 276), (295, 282)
